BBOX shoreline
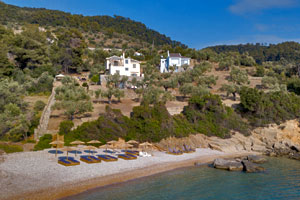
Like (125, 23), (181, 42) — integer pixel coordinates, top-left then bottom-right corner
(3, 151), (253, 200)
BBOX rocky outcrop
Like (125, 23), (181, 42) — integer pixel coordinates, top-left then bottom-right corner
(213, 158), (243, 171)
(242, 160), (265, 173)
(247, 155), (267, 164)
(289, 152), (300, 161)
(157, 134), (210, 150)
(213, 156), (265, 173)
(206, 120), (300, 159)
(157, 120), (300, 161)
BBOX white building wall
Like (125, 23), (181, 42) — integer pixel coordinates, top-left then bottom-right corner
(160, 56), (191, 73)
(160, 59), (167, 73)
(169, 58), (180, 66)
(106, 57), (141, 76)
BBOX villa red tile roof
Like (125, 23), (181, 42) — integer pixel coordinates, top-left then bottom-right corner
(169, 53), (181, 57)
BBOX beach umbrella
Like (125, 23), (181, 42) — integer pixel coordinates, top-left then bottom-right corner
(139, 142), (153, 147)
(61, 146), (75, 160)
(127, 140), (139, 144)
(107, 140), (118, 145)
(70, 140), (85, 156)
(139, 142), (153, 152)
(99, 144), (108, 149)
(87, 140), (101, 144)
(70, 140), (85, 145)
(99, 144), (110, 150)
(87, 140), (102, 148)
(99, 144), (112, 154)
(119, 143), (133, 150)
(49, 140), (64, 157)
(83, 145), (98, 155)
(107, 140), (118, 149)
(127, 140), (139, 150)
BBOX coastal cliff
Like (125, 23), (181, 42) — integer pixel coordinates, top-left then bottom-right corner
(158, 120), (300, 160)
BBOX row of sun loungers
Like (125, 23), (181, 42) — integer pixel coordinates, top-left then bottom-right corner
(58, 152), (139, 166)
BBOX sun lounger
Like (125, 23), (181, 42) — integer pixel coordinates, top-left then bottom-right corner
(125, 154), (137, 159)
(167, 148), (183, 155)
(88, 156), (101, 163)
(67, 157), (80, 164)
(97, 154), (118, 162)
(184, 144), (195, 153)
(106, 155), (118, 160)
(118, 154), (137, 160)
(58, 157), (80, 166)
(58, 159), (73, 166)
(80, 155), (98, 164)
(123, 150), (139, 156)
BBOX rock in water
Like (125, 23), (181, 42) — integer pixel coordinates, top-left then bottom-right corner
(242, 160), (265, 173)
(290, 145), (300, 152)
(213, 158), (243, 171)
(289, 153), (300, 161)
(247, 155), (267, 164)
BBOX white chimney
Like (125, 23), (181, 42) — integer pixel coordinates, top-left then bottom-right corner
(122, 52), (125, 59)
(167, 50), (170, 57)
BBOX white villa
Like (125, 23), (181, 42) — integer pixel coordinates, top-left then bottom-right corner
(160, 51), (191, 73)
(106, 53), (141, 76)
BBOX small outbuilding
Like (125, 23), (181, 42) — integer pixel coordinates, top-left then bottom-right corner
(55, 74), (65, 81)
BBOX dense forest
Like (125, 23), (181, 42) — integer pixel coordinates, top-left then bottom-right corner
(207, 42), (300, 65)
(0, 1), (185, 48)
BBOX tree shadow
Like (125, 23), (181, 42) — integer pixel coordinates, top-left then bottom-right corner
(132, 98), (140, 102)
(176, 96), (187, 102)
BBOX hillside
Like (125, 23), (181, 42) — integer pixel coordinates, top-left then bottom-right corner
(206, 42), (300, 64)
(0, 1), (186, 48)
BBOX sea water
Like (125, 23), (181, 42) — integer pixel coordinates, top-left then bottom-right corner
(64, 157), (300, 200)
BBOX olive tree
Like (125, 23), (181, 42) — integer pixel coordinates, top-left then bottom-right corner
(53, 77), (93, 120)
(220, 66), (249, 101)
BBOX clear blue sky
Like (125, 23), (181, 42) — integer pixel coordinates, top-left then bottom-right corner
(3, 0), (300, 49)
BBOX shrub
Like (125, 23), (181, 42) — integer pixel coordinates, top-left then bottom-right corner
(90, 74), (99, 84)
(33, 134), (52, 151)
(0, 143), (23, 153)
(34, 100), (46, 112)
(287, 78), (300, 95)
(28, 111), (42, 137)
(255, 66), (265, 77)
(82, 82), (88, 88)
(183, 94), (249, 138)
(59, 120), (74, 135)
(239, 87), (300, 126)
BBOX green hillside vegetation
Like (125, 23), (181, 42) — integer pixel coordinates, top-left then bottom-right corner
(3, 1), (300, 147)
(207, 42), (300, 65)
(0, 1), (185, 48)
(61, 95), (247, 144)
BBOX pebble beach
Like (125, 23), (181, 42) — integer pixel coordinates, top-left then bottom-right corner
(0, 148), (251, 200)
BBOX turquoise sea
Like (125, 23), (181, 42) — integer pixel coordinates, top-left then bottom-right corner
(64, 157), (300, 200)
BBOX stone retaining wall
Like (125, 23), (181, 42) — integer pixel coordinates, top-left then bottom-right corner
(34, 84), (56, 140)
